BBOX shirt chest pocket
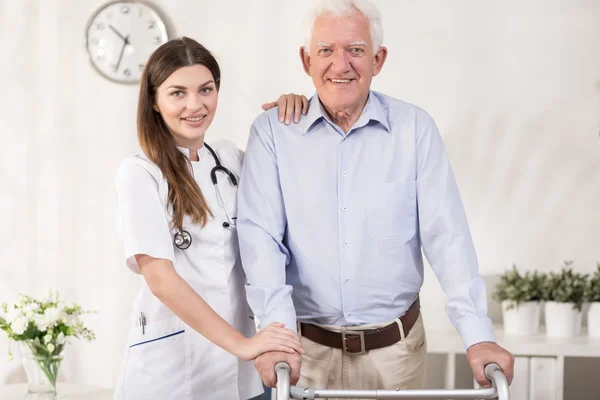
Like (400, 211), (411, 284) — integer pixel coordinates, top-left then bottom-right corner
(367, 182), (417, 242)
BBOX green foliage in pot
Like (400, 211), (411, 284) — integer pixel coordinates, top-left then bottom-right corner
(585, 262), (600, 303)
(542, 261), (588, 312)
(493, 265), (546, 310)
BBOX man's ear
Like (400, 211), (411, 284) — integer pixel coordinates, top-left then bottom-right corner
(372, 46), (388, 77)
(299, 46), (312, 76)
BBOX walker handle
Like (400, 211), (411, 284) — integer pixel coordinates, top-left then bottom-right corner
(274, 362), (291, 400)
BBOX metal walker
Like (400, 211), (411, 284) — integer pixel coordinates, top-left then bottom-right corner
(273, 362), (510, 399)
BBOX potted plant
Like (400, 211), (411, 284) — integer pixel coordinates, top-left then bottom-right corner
(0, 290), (95, 399)
(542, 261), (588, 337)
(493, 265), (546, 336)
(585, 263), (600, 338)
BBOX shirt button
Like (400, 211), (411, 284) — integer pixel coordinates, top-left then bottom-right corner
(342, 206), (347, 211)
(344, 241), (348, 246)
(347, 313), (352, 317)
(342, 172), (347, 177)
(344, 278), (349, 283)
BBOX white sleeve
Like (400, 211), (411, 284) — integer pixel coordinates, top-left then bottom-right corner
(115, 158), (175, 274)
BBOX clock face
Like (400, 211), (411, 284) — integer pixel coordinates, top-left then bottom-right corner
(85, 1), (169, 84)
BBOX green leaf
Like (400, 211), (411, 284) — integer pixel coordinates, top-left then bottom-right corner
(540, 262), (589, 311)
(493, 265), (547, 306)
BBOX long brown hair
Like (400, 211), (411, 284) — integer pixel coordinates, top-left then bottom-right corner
(137, 37), (221, 232)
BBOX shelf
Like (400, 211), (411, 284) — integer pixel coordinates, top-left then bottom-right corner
(425, 324), (600, 357)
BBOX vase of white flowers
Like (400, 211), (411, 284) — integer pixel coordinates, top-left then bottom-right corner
(18, 340), (64, 399)
(0, 291), (95, 399)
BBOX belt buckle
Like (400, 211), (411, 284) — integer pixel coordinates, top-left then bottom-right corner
(341, 330), (366, 355)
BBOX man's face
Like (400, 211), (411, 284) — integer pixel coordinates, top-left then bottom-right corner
(300, 11), (387, 113)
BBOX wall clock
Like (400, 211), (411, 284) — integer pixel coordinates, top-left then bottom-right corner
(85, 1), (169, 84)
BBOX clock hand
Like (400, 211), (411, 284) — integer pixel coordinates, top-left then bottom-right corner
(114, 35), (129, 72)
(108, 24), (127, 42)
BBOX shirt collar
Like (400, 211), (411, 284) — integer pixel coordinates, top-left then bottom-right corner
(175, 145), (205, 161)
(302, 91), (391, 135)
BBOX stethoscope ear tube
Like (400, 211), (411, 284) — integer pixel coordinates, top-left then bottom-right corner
(210, 165), (238, 187)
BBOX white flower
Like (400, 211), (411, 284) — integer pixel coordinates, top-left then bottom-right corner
(10, 316), (28, 335)
(47, 343), (55, 352)
(62, 314), (78, 328)
(44, 307), (63, 326)
(56, 332), (66, 345)
(44, 291), (58, 305)
(44, 334), (53, 344)
(22, 303), (39, 313)
(4, 308), (22, 324)
(33, 313), (53, 332)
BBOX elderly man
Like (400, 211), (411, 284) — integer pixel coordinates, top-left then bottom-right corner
(237, 0), (514, 393)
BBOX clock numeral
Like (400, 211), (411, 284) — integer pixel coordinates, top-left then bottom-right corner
(148, 20), (156, 29)
(90, 38), (99, 46)
(96, 22), (105, 30)
(153, 36), (161, 45)
(121, 5), (130, 14)
(124, 68), (131, 76)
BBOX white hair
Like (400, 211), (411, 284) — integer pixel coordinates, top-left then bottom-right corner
(303, 0), (384, 55)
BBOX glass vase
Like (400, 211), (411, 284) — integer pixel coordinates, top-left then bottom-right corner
(19, 341), (64, 400)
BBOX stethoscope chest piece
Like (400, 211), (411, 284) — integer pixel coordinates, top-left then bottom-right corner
(174, 230), (192, 250)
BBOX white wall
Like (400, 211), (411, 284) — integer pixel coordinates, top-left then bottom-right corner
(0, 0), (599, 391)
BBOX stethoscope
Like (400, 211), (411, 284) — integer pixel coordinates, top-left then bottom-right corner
(173, 143), (238, 250)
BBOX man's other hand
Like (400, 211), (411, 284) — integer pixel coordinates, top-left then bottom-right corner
(253, 350), (302, 388)
(466, 341), (514, 388)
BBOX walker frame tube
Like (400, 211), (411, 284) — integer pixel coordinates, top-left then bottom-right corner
(274, 362), (510, 400)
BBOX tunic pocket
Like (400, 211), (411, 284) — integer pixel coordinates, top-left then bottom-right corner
(120, 316), (190, 400)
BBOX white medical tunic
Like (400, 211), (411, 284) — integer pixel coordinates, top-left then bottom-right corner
(113, 140), (263, 400)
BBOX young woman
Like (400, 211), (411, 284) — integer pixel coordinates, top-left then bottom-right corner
(114, 37), (307, 400)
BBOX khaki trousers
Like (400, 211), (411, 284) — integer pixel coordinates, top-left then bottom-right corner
(296, 314), (427, 400)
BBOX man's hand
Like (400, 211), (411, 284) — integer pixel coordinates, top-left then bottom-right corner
(466, 341), (514, 388)
(253, 350), (302, 388)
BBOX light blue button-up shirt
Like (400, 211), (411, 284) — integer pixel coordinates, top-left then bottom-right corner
(237, 91), (495, 349)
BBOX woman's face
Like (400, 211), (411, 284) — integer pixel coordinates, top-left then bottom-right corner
(154, 64), (218, 149)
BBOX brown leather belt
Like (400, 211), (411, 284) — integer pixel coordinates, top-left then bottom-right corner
(299, 297), (420, 355)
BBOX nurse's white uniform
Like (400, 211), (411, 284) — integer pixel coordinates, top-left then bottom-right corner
(113, 140), (263, 400)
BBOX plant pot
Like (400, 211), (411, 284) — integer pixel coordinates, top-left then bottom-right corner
(19, 340), (64, 400)
(544, 301), (583, 337)
(587, 302), (600, 338)
(501, 301), (541, 336)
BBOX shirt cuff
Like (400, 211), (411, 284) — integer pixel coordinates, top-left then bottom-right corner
(455, 315), (496, 350)
(258, 306), (298, 334)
